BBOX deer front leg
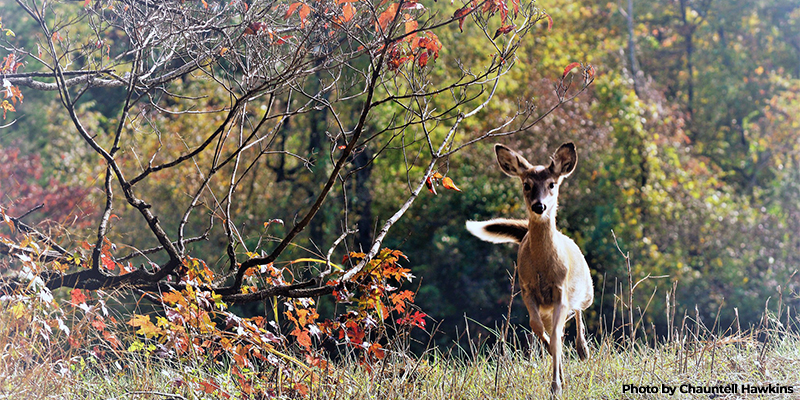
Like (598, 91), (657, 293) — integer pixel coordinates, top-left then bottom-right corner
(522, 288), (550, 351)
(549, 301), (569, 397)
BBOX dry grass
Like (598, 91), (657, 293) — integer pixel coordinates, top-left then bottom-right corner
(2, 316), (799, 399)
(315, 327), (800, 400)
(2, 276), (799, 400)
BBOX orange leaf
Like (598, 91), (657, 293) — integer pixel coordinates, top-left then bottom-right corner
(70, 288), (87, 306)
(342, 2), (355, 22)
(369, 342), (386, 359)
(390, 290), (415, 313)
(432, 172), (443, 179)
(292, 328), (313, 350)
(91, 317), (106, 332)
(543, 13), (553, 31)
(1, 100), (15, 118)
(484, 0), (509, 23)
(493, 24), (515, 39)
(453, 5), (472, 32)
(299, 4), (311, 24)
(562, 62), (581, 78)
(102, 331), (122, 349)
(387, 54), (410, 70)
(376, 3), (399, 32)
(404, 18), (418, 35)
(346, 321), (366, 344)
(425, 175), (437, 195)
(161, 290), (184, 305)
(285, 2), (302, 19)
(199, 379), (220, 394)
(442, 176), (461, 192)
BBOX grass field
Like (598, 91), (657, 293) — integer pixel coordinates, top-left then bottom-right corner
(2, 297), (799, 400)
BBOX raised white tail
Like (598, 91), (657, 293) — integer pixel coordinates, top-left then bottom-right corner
(465, 218), (527, 244)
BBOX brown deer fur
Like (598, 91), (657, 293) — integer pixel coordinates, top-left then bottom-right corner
(466, 142), (593, 397)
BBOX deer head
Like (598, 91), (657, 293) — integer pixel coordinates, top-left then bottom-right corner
(494, 142), (577, 222)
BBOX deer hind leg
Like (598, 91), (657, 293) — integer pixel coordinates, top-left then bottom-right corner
(549, 301), (569, 397)
(575, 309), (589, 361)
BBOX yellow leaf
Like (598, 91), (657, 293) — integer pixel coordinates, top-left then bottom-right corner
(128, 314), (163, 338)
(10, 302), (25, 319)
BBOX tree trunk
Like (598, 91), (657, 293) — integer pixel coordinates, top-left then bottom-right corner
(626, 0), (641, 97)
(352, 147), (374, 250)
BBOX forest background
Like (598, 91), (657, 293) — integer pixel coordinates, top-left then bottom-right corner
(0, 0), (798, 360)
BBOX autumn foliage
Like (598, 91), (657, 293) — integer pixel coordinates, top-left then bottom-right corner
(0, 148), (94, 228)
(1, 246), (423, 397)
(0, 0), (598, 393)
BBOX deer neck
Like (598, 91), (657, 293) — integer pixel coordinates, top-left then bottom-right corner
(525, 214), (558, 254)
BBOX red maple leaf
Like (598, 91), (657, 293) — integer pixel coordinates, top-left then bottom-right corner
(70, 288), (87, 306)
(398, 311), (426, 329)
(346, 320), (365, 344)
(101, 254), (116, 271)
(91, 317), (106, 332)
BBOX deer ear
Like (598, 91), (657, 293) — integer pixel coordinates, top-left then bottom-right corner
(550, 142), (577, 177)
(495, 144), (533, 177)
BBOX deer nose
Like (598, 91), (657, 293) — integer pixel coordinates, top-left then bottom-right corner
(531, 202), (546, 214)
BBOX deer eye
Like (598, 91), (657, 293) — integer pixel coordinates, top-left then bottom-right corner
(549, 182), (556, 189)
(523, 182), (531, 191)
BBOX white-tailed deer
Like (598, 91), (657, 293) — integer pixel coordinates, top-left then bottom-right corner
(466, 142), (593, 397)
